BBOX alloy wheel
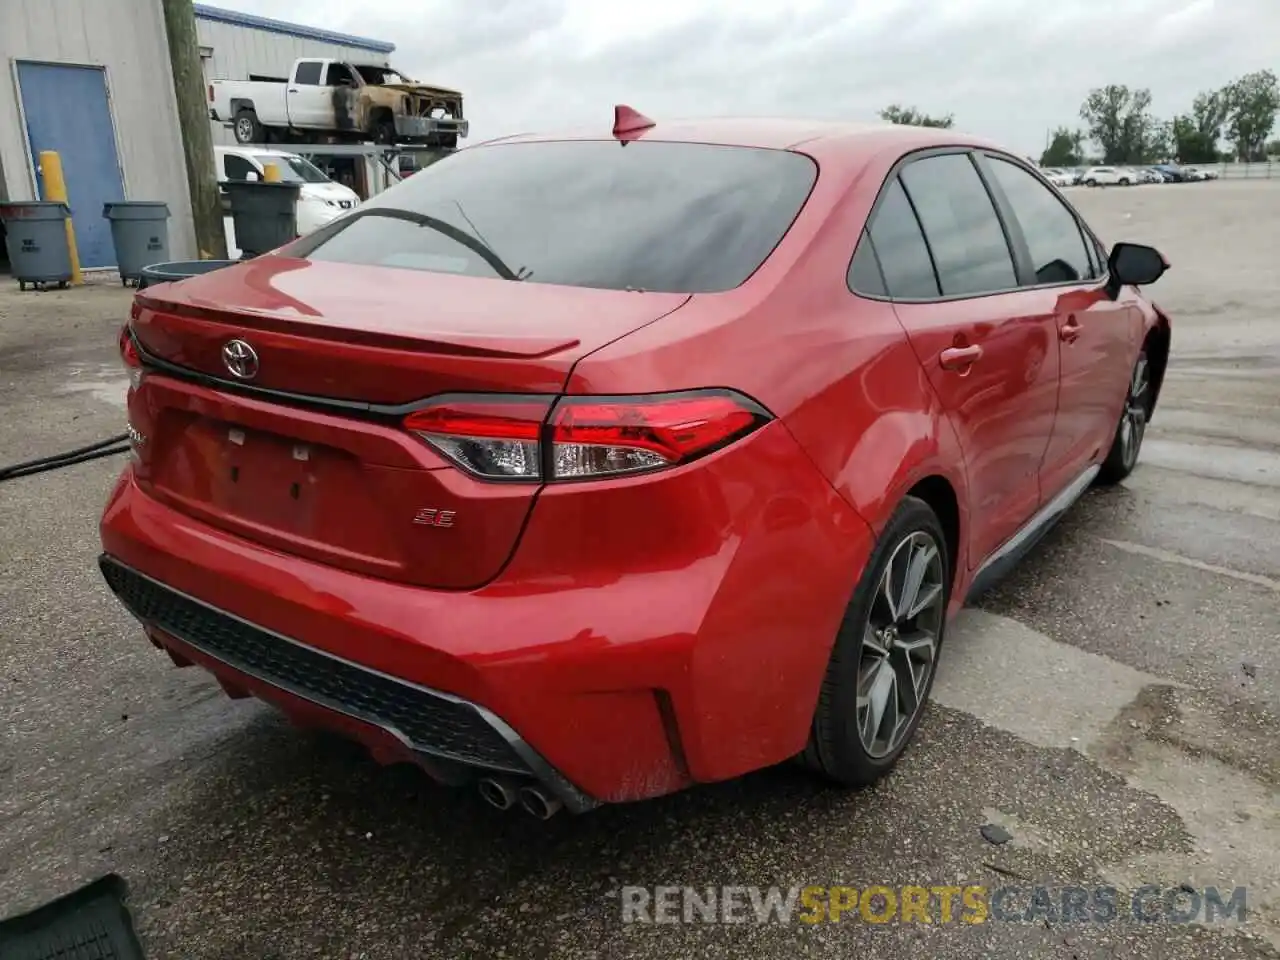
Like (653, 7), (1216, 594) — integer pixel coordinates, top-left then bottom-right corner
(236, 117), (254, 142)
(1120, 353), (1149, 470)
(856, 530), (945, 759)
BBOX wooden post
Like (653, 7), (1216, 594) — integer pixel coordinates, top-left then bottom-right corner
(161, 0), (227, 260)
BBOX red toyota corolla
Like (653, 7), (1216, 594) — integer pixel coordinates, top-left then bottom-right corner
(100, 111), (1171, 818)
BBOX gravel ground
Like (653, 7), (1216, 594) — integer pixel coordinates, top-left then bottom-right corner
(0, 179), (1277, 960)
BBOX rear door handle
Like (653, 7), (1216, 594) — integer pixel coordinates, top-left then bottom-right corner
(1060, 316), (1082, 343)
(939, 345), (983, 370)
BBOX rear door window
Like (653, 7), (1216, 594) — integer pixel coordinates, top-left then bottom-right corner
(985, 156), (1092, 285)
(863, 179), (939, 299)
(899, 153), (1018, 297)
(293, 141), (818, 294)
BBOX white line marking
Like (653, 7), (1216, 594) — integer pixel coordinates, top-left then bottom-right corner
(1099, 538), (1280, 592)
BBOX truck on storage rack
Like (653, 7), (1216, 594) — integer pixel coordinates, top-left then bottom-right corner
(208, 58), (468, 149)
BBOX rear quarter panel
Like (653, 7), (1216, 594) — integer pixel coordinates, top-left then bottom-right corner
(567, 140), (972, 573)
(215, 81), (286, 123)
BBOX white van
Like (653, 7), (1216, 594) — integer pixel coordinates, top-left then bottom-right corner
(214, 146), (361, 241)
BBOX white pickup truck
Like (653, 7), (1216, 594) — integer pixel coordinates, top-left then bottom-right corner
(208, 57), (468, 149)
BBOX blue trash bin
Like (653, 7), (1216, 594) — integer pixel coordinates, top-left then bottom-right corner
(0, 201), (72, 291)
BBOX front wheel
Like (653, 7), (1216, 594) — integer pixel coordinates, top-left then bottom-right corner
(1119, 178), (1131, 186)
(1097, 348), (1150, 484)
(371, 117), (395, 145)
(801, 496), (950, 786)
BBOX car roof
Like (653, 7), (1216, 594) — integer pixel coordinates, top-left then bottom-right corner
(475, 116), (1016, 166)
(215, 145), (298, 158)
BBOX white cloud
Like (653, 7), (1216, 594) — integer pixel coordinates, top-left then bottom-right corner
(211, 0), (1280, 155)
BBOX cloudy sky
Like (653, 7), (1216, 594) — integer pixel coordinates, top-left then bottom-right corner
(215, 0), (1279, 155)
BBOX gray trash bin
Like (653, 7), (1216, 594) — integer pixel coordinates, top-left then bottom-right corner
(136, 259), (237, 291)
(224, 180), (301, 258)
(0, 201), (72, 291)
(103, 201), (170, 287)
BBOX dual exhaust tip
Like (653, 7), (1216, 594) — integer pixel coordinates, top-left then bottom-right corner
(477, 777), (563, 819)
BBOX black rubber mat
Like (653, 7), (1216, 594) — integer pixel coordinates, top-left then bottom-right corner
(0, 874), (146, 960)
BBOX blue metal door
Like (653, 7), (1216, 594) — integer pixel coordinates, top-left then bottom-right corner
(17, 61), (126, 269)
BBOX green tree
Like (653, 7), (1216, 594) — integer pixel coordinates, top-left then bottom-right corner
(1040, 127), (1085, 166)
(1079, 85), (1155, 163)
(879, 104), (954, 129)
(1148, 119), (1174, 161)
(1223, 69), (1280, 160)
(1170, 115), (1219, 163)
(1191, 89), (1229, 145)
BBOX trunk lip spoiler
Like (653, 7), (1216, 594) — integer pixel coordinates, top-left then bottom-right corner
(129, 329), (440, 421)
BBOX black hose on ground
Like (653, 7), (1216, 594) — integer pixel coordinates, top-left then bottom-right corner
(0, 434), (130, 484)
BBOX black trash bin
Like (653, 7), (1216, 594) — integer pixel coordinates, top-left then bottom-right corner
(224, 180), (300, 258)
(136, 259), (237, 290)
(103, 201), (171, 287)
(0, 201), (72, 291)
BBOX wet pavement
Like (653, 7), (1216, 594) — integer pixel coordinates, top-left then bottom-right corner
(1, 180), (1277, 959)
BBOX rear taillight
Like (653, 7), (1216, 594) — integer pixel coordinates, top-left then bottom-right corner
(119, 324), (143, 391)
(404, 395), (549, 480)
(402, 390), (770, 482)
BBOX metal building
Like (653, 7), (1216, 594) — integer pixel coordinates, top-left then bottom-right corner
(0, 1), (395, 273)
(0, 0), (194, 268)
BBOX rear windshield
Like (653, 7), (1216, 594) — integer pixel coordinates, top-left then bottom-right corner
(291, 140), (818, 294)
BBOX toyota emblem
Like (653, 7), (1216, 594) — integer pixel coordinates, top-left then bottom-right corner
(221, 339), (259, 380)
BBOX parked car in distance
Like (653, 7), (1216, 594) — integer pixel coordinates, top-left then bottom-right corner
(1082, 166), (1134, 186)
(1152, 163), (1190, 182)
(1181, 166), (1218, 181)
(102, 113), (1172, 818)
(1043, 168), (1075, 188)
(215, 146), (360, 238)
(1139, 168), (1166, 184)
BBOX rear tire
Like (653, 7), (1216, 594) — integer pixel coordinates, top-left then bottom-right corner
(801, 496), (950, 787)
(1085, 178), (1098, 187)
(1097, 347), (1151, 484)
(234, 109), (263, 144)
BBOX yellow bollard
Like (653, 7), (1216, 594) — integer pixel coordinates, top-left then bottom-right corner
(37, 150), (82, 286)
(261, 162), (281, 183)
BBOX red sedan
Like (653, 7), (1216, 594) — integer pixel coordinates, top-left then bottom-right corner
(100, 110), (1171, 818)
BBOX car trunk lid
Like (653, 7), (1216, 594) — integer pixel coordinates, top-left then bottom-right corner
(126, 256), (690, 589)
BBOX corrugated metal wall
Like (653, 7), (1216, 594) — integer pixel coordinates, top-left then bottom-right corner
(0, 0), (196, 259)
(196, 19), (391, 147)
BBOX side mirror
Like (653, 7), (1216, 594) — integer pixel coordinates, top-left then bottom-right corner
(244, 171), (260, 183)
(1108, 242), (1167, 290)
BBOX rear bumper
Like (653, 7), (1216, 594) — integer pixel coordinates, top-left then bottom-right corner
(99, 422), (873, 804)
(99, 554), (596, 812)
